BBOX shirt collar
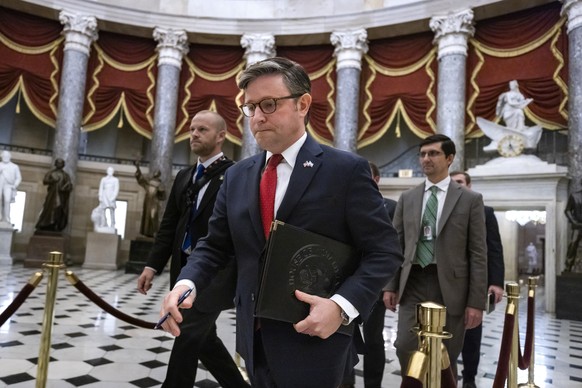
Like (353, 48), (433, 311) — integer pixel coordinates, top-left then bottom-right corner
(265, 132), (307, 169)
(424, 175), (451, 192)
(198, 152), (224, 169)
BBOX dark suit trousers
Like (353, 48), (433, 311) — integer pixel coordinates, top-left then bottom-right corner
(362, 299), (387, 388)
(162, 306), (248, 388)
(461, 322), (483, 381)
(395, 265), (465, 378)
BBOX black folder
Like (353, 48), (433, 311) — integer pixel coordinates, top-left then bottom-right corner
(255, 220), (357, 334)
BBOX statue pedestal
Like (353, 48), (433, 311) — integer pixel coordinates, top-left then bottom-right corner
(125, 237), (154, 274)
(468, 155), (568, 176)
(24, 232), (69, 268)
(0, 222), (16, 265)
(83, 232), (122, 270)
(556, 272), (582, 321)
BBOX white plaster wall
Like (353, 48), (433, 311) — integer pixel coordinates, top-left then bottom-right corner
(10, 0), (544, 42)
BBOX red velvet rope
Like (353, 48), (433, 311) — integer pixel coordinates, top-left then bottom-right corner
(70, 279), (156, 329)
(400, 376), (424, 388)
(441, 363), (457, 388)
(0, 283), (36, 327)
(518, 295), (535, 370)
(493, 312), (515, 388)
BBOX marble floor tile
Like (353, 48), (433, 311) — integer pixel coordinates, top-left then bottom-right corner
(1, 264), (581, 387)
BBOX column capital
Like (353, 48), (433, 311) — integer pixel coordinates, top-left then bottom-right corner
(562, 0), (582, 33)
(430, 9), (475, 59)
(240, 33), (276, 66)
(153, 28), (189, 69)
(330, 28), (368, 70)
(59, 11), (98, 56)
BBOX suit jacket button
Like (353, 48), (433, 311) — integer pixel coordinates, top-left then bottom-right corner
(251, 293), (255, 301)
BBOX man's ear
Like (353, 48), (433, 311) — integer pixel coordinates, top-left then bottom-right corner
(298, 93), (312, 116)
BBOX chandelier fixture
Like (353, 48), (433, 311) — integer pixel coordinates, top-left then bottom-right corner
(505, 210), (546, 226)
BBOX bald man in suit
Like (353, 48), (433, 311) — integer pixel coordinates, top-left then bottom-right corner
(384, 134), (487, 379)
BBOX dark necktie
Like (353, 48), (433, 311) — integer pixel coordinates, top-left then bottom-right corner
(181, 164), (205, 254)
(416, 185), (438, 267)
(260, 154), (283, 238)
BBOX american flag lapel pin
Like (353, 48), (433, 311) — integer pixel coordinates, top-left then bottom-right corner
(303, 160), (314, 168)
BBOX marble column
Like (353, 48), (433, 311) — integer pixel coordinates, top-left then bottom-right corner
(330, 29), (368, 153)
(152, 28), (189, 190)
(562, 0), (582, 194)
(240, 33), (276, 158)
(430, 10), (475, 171)
(55, 11), (98, 183)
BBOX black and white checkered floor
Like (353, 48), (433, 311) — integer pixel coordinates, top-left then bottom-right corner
(1, 263), (581, 387)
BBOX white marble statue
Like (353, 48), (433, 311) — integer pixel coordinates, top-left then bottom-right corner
(93, 166), (119, 233)
(0, 151), (22, 226)
(477, 80), (543, 154)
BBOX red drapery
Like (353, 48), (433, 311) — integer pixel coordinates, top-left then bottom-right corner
(361, 32), (437, 147)
(0, 2), (570, 146)
(82, 31), (157, 137)
(0, 7), (63, 126)
(466, 1), (568, 137)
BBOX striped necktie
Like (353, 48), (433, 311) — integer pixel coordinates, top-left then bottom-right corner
(416, 185), (438, 267)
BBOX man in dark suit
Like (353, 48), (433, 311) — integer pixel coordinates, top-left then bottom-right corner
(450, 171), (505, 388)
(384, 134), (487, 379)
(137, 110), (249, 388)
(342, 162), (397, 388)
(158, 57), (403, 388)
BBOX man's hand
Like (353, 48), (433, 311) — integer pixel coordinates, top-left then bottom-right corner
(293, 290), (342, 339)
(464, 306), (483, 329)
(158, 285), (194, 336)
(137, 267), (156, 295)
(488, 285), (504, 304)
(383, 291), (398, 312)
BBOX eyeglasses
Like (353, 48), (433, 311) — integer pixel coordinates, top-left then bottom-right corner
(239, 94), (302, 117)
(418, 150), (443, 158)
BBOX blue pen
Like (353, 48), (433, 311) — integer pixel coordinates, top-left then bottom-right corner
(154, 288), (193, 330)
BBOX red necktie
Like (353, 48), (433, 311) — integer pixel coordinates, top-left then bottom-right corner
(260, 154), (283, 237)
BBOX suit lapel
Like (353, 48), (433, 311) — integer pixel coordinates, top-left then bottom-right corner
(275, 137), (322, 222)
(247, 154), (265, 241)
(193, 174), (224, 219)
(438, 181), (462, 235)
(409, 184), (425, 243)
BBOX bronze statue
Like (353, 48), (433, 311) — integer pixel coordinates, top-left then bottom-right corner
(36, 158), (73, 232)
(134, 161), (165, 237)
(565, 184), (582, 272)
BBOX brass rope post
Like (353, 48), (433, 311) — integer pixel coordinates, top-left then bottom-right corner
(506, 282), (521, 388)
(36, 251), (65, 388)
(518, 276), (540, 388)
(408, 302), (452, 388)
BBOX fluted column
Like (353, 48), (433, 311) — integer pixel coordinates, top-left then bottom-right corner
(562, 0), (582, 193)
(152, 28), (189, 190)
(330, 28), (368, 153)
(430, 9), (474, 171)
(240, 33), (276, 158)
(55, 11), (98, 183)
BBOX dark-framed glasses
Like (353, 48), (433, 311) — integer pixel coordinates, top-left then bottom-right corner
(239, 94), (302, 117)
(418, 150), (443, 158)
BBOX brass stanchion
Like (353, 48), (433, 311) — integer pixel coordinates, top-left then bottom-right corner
(506, 282), (521, 388)
(518, 276), (540, 388)
(36, 251), (64, 388)
(408, 302), (452, 388)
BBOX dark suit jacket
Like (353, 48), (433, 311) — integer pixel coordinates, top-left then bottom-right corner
(178, 135), (403, 379)
(387, 180), (488, 315)
(484, 205), (504, 287)
(146, 160), (236, 313)
(383, 197), (397, 220)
